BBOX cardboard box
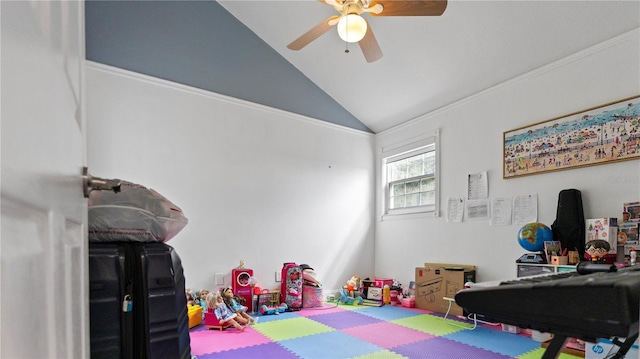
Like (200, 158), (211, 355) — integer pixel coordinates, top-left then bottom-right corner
(415, 263), (475, 316)
(586, 218), (618, 260)
(585, 338), (638, 359)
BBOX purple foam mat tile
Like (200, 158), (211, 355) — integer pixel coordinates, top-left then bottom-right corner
(391, 337), (513, 359)
(342, 321), (436, 349)
(307, 309), (382, 330)
(194, 342), (301, 359)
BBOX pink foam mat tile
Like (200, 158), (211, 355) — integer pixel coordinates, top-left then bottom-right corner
(295, 304), (349, 317)
(342, 321), (436, 349)
(189, 326), (273, 355)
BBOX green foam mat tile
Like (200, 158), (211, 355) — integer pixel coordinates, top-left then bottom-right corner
(393, 314), (466, 336)
(253, 316), (334, 341)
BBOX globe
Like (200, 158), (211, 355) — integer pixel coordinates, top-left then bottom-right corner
(518, 222), (553, 252)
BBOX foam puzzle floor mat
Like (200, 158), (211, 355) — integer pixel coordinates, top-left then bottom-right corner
(189, 303), (584, 359)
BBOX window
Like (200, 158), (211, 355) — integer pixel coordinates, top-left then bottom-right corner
(382, 133), (439, 217)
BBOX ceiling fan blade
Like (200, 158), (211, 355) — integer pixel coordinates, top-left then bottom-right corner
(369, 0), (447, 16)
(287, 15), (340, 50)
(358, 20), (383, 63)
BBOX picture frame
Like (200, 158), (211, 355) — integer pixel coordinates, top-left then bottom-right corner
(503, 95), (640, 178)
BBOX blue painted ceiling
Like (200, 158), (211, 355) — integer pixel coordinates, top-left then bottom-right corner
(85, 0), (372, 133)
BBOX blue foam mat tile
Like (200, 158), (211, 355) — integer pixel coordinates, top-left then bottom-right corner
(391, 337), (513, 359)
(355, 305), (424, 321)
(444, 326), (540, 357)
(280, 330), (382, 358)
(254, 311), (301, 323)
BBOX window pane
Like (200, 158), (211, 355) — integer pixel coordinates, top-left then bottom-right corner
(390, 196), (405, 209)
(407, 156), (423, 177)
(406, 193), (420, 207)
(391, 183), (405, 196)
(420, 191), (435, 205)
(424, 155), (435, 175)
(421, 178), (435, 191)
(388, 160), (407, 181)
(406, 180), (420, 194)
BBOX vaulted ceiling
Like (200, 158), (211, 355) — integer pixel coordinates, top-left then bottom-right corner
(86, 1), (640, 133)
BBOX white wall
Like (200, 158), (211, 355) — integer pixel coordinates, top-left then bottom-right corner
(375, 29), (640, 285)
(86, 29), (640, 297)
(86, 64), (376, 295)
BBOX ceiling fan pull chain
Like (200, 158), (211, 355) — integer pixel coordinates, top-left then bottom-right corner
(344, 14), (350, 53)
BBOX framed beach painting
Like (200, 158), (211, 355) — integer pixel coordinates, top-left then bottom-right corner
(503, 95), (640, 178)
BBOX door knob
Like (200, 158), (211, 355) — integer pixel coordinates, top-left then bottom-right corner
(82, 167), (121, 198)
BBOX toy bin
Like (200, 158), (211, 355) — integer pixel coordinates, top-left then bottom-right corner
(302, 284), (323, 308)
(401, 297), (415, 308)
(374, 278), (393, 288)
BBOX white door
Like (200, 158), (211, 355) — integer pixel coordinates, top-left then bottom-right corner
(1, 1), (88, 357)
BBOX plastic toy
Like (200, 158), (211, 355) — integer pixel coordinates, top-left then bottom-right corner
(337, 288), (363, 305)
(585, 239), (610, 263)
(260, 303), (288, 315)
(345, 275), (359, 297)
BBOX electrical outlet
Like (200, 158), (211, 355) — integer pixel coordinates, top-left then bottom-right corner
(275, 271), (281, 282)
(215, 273), (224, 285)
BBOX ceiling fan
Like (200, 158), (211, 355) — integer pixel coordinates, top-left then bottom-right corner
(287, 0), (447, 63)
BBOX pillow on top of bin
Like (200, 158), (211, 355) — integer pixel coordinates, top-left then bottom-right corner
(88, 180), (188, 243)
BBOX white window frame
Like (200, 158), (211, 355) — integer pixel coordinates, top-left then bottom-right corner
(380, 130), (440, 220)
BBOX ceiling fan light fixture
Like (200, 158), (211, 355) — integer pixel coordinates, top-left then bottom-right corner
(337, 14), (367, 43)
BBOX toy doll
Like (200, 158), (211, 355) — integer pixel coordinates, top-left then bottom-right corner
(186, 289), (195, 306)
(205, 291), (248, 331)
(585, 239), (610, 263)
(198, 289), (209, 307)
(222, 287), (257, 324)
(198, 289), (210, 317)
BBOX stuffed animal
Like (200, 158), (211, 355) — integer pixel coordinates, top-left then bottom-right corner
(345, 275), (359, 298)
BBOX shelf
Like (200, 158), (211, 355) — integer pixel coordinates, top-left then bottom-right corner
(516, 263), (576, 278)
